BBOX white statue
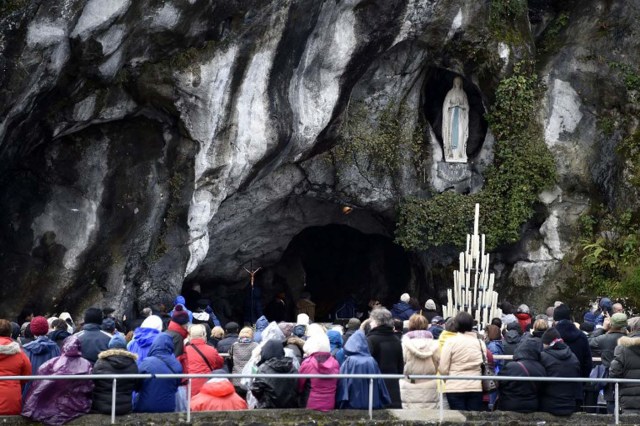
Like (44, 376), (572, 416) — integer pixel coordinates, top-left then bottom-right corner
(442, 76), (469, 163)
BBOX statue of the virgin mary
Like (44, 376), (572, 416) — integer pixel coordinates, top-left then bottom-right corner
(442, 76), (469, 163)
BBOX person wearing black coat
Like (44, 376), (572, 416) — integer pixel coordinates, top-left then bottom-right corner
(502, 321), (523, 359)
(539, 328), (581, 416)
(367, 308), (404, 409)
(217, 322), (240, 354)
(497, 338), (546, 412)
(250, 340), (299, 408)
(92, 335), (140, 415)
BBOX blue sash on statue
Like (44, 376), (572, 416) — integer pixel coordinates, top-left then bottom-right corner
(451, 106), (460, 149)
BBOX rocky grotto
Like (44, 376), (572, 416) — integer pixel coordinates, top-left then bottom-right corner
(0, 0), (639, 320)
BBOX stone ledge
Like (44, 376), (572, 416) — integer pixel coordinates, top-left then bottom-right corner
(1, 409), (635, 425)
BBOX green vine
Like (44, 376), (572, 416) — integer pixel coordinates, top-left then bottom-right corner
(488, 0), (527, 43)
(562, 208), (640, 308)
(332, 101), (427, 178)
(395, 62), (557, 250)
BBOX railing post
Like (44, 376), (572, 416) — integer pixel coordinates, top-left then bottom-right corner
(187, 378), (192, 423)
(368, 378), (373, 421)
(111, 378), (117, 425)
(615, 381), (619, 425)
(439, 387), (444, 422)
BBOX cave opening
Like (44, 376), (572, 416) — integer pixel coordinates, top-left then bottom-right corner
(261, 224), (412, 322)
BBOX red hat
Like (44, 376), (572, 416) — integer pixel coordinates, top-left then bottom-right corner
(172, 305), (189, 325)
(30, 316), (49, 336)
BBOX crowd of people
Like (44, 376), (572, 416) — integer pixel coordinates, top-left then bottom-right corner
(0, 293), (638, 425)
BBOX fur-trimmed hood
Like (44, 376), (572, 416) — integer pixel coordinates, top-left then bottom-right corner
(618, 335), (640, 348)
(402, 336), (436, 359)
(286, 336), (306, 350)
(98, 348), (138, 361)
(0, 339), (21, 355)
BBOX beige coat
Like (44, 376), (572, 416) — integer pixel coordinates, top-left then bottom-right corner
(400, 334), (440, 408)
(438, 331), (484, 393)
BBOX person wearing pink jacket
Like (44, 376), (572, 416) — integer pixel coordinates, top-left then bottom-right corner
(297, 334), (340, 411)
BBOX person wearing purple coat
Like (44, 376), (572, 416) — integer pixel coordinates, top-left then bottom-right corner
(22, 335), (94, 426)
(298, 334), (340, 411)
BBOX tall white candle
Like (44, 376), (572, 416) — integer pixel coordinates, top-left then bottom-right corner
(474, 203), (480, 236)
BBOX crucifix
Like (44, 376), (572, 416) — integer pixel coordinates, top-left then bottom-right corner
(244, 266), (262, 288)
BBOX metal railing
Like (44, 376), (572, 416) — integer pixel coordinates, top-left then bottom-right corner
(1, 373), (632, 424)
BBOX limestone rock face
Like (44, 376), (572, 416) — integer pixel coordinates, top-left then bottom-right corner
(0, 0), (638, 318)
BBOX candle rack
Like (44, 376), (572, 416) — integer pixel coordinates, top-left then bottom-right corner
(443, 203), (502, 329)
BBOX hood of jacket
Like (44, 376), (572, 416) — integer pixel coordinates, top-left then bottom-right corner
(309, 352), (339, 374)
(543, 342), (574, 361)
(174, 295), (186, 306)
(0, 336), (21, 356)
(327, 330), (343, 350)
(343, 330), (371, 357)
(24, 335), (59, 354)
(256, 316), (269, 331)
(617, 334), (640, 356)
(98, 348), (138, 369)
(61, 334), (82, 357)
(148, 333), (175, 357)
(201, 378), (235, 397)
(514, 338), (542, 361)
(504, 330), (522, 344)
(555, 319), (582, 342)
(515, 312), (531, 321)
(48, 329), (71, 341)
(261, 339), (285, 362)
(286, 336), (305, 350)
(263, 356), (295, 373)
(133, 327), (160, 347)
(402, 336), (435, 359)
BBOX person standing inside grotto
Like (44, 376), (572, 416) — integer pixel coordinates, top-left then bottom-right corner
(265, 291), (288, 323)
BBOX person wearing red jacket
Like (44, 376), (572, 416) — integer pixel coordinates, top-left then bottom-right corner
(190, 373), (248, 411)
(0, 319), (31, 414)
(185, 324), (223, 395)
(516, 305), (533, 333)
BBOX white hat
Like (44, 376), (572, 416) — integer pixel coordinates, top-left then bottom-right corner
(296, 313), (310, 326)
(303, 334), (331, 355)
(425, 299), (436, 310)
(400, 293), (410, 303)
(141, 315), (163, 332)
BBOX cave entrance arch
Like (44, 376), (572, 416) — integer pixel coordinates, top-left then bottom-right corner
(268, 224), (412, 321)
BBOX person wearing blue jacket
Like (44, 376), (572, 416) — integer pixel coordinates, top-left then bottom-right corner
(253, 316), (269, 343)
(127, 315), (163, 365)
(170, 296), (193, 323)
(390, 293), (416, 321)
(327, 330), (345, 365)
(336, 330), (390, 409)
(134, 334), (182, 413)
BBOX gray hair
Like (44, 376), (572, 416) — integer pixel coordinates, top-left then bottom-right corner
(628, 316), (640, 333)
(142, 307), (152, 317)
(369, 308), (394, 328)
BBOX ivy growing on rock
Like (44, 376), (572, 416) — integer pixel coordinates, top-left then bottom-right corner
(395, 61), (557, 251)
(332, 101), (427, 178)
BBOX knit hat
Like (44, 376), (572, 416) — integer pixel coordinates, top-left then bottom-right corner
(108, 334), (127, 349)
(303, 334), (331, 355)
(541, 328), (562, 346)
(141, 315), (163, 332)
(425, 299), (436, 310)
(101, 318), (116, 332)
(400, 293), (410, 303)
(611, 313), (628, 329)
(553, 304), (571, 322)
(30, 316), (49, 336)
(225, 321), (239, 334)
(347, 318), (361, 331)
(189, 324), (207, 339)
(84, 307), (103, 325)
(296, 313), (310, 326)
(172, 305), (189, 325)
